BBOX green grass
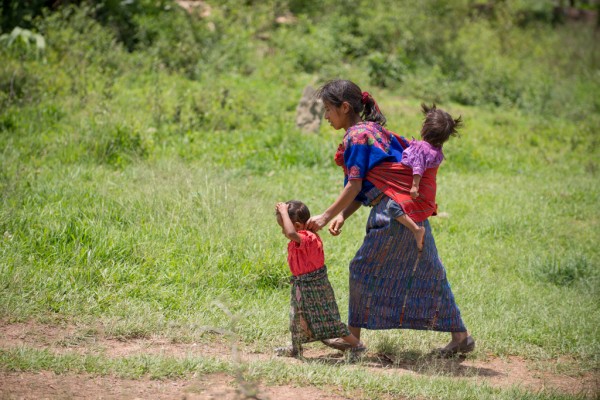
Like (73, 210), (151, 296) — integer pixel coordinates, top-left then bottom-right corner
(1, 92), (599, 396)
(1, 4), (599, 398)
(0, 346), (589, 400)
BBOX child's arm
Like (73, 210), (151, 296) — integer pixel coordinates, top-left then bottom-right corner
(410, 174), (421, 199)
(276, 203), (302, 243)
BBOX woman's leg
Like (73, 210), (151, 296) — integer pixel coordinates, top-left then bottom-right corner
(451, 331), (468, 343)
(349, 326), (361, 341)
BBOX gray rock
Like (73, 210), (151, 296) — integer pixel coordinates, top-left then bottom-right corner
(295, 86), (324, 133)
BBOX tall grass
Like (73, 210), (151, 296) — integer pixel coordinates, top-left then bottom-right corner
(1, 2), (598, 398)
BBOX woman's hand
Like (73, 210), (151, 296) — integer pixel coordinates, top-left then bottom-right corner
(306, 214), (328, 232)
(328, 214), (345, 236)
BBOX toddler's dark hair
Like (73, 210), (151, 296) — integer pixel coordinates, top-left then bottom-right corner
(286, 200), (310, 224)
(316, 79), (387, 126)
(420, 103), (462, 148)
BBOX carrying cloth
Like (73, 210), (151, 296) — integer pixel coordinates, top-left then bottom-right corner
(289, 266), (350, 347)
(336, 122), (437, 221)
(366, 162), (438, 222)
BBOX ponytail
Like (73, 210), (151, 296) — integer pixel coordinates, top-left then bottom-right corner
(317, 79), (387, 126)
(420, 103), (462, 147)
(361, 91), (387, 126)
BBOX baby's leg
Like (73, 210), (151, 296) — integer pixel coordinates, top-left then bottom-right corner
(396, 214), (425, 251)
(386, 199), (425, 251)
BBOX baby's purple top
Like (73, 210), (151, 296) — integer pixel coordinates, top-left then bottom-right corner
(400, 139), (444, 176)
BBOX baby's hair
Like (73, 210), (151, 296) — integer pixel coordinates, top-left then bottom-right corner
(420, 103), (462, 148)
(316, 79), (387, 126)
(285, 200), (310, 224)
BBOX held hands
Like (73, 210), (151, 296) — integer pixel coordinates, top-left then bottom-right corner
(306, 214), (345, 236)
(306, 214), (328, 232)
(410, 186), (419, 200)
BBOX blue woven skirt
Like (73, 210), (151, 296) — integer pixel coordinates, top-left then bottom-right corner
(348, 195), (467, 332)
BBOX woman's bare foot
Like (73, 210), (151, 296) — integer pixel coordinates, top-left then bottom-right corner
(414, 226), (425, 251)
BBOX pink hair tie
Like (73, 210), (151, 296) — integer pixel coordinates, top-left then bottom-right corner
(361, 91), (370, 104)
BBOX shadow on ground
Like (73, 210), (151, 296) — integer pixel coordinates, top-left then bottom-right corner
(304, 349), (501, 379)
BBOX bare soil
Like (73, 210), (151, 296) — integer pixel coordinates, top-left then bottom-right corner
(1, 320), (598, 399)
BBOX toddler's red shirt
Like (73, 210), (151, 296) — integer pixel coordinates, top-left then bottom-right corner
(287, 230), (325, 276)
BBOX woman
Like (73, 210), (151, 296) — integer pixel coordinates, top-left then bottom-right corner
(307, 79), (474, 356)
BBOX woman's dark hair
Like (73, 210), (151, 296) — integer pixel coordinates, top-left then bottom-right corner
(420, 103), (462, 148)
(316, 79), (387, 126)
(286, 200), (310, 224)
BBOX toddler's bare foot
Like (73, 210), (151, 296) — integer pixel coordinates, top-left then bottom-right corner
(414, 227), (425, 251)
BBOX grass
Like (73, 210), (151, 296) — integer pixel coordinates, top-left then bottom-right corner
(0, 346), (590, 400)
(1, 5), (599, 398)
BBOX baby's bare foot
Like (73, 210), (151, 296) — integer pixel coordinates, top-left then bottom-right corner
(414, 227), (425, 251)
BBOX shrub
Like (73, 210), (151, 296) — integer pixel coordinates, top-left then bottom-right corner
(93, 123), (153, 168)
(534, 256), (595, 287)
(367, 52), (407, 88)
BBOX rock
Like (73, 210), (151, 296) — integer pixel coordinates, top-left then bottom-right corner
(295, 86), (324, 133)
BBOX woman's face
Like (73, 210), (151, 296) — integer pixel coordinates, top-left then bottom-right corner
(323, 102), (346, 130)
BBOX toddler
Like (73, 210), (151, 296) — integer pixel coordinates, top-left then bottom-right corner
(275, 200), (365, 357)
(387, 104), (461, 251)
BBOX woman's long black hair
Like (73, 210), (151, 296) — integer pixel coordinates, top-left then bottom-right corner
(316, 79), (387, 126)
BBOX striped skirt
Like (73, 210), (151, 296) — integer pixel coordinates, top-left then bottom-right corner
(348, 196), (467, 332)
(290, 266), (350, 347)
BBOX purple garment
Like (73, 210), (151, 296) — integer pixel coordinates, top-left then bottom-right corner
(400, 140), (444, 176)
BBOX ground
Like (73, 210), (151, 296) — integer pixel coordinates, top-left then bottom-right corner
(0, 320), (597, 399)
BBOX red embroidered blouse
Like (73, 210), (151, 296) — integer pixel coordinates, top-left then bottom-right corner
(287, 230), (325, 276)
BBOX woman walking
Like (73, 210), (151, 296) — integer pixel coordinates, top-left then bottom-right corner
(307, 79), (474, 356)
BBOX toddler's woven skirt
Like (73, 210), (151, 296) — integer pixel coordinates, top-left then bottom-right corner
(289, 266), (350, 348)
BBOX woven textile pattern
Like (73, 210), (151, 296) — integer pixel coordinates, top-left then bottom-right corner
(348, 197), (467, 332)
(289, 267), (351, 347)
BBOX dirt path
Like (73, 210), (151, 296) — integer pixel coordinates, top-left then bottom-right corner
(0, 320), (597, 399)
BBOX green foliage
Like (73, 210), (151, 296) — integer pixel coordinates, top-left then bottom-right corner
(367, 52), (407, 88)
(0, 2), (599, 396)
(270, 18), (340, 75)
(93, 123), (153, 168)
(0, 0), (51, 33)
(533, 256), (597, 287)
(0, 27), (46, 60)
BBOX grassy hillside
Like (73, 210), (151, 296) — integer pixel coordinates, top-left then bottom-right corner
(1, 1), (599, 399)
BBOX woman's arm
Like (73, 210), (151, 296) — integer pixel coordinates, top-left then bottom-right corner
(341, 199), (362, 220)
(328, 199), (362, 236)
(307, 179), (363, 232)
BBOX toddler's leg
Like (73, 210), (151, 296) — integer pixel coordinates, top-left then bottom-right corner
(275, 343), (302, 357)
(396, 214), (425, 251)
(386, 199), (425, 251)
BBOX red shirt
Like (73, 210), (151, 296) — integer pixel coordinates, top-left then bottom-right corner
(287, 230), (325, 276)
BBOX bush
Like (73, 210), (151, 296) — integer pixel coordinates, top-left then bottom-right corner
(93, 123), (153, 168)
(367, 52), (407, 88)
(534, 256), (596, 287)
(271, 17), (340, 74)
